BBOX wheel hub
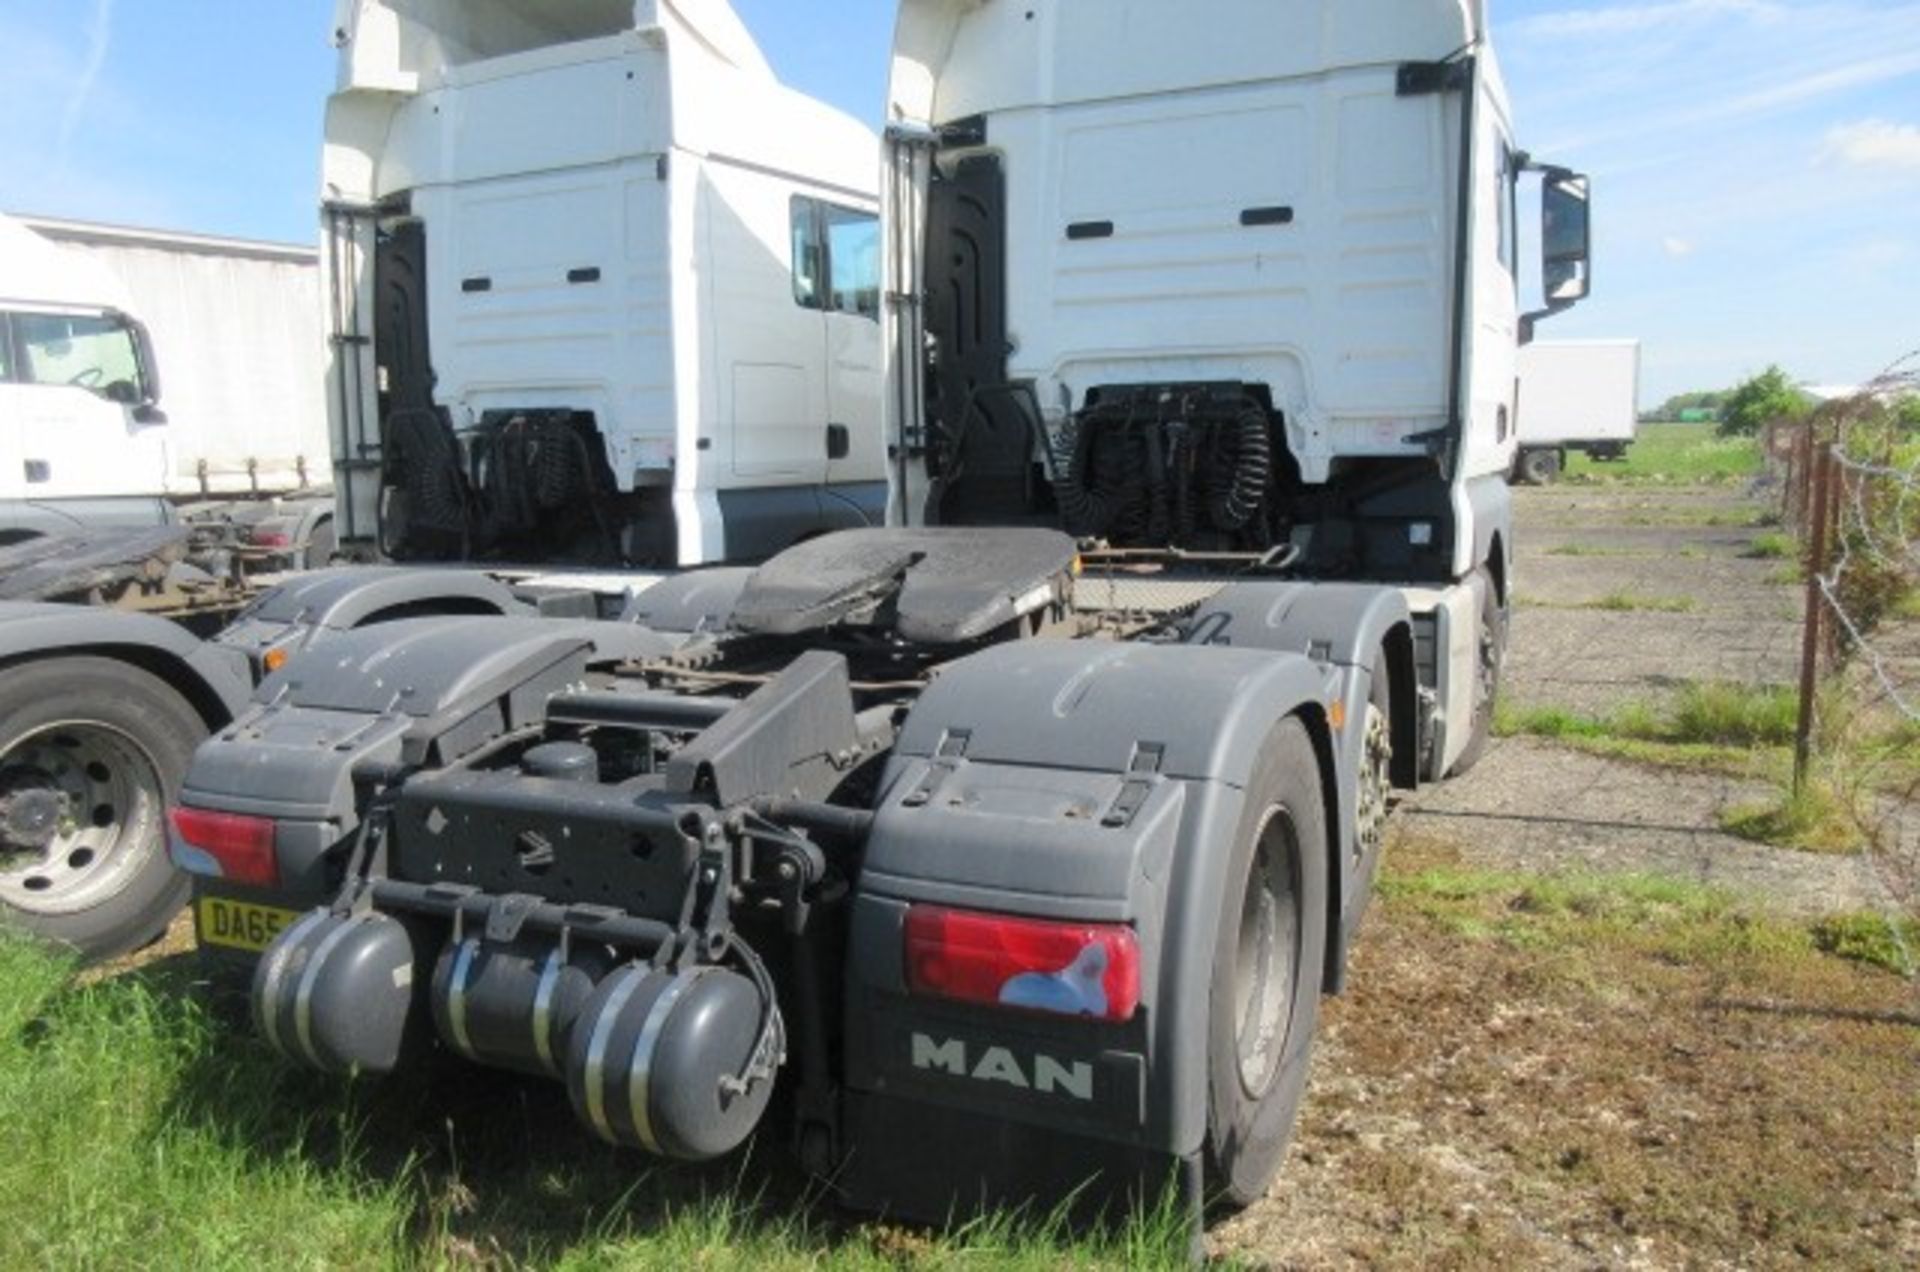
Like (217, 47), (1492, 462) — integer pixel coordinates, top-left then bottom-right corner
(1354, 704), (1392, 862)
(1233, 811), (1300, 1098)
(0, 724), (164, 916)
(0, 778), (66, 855)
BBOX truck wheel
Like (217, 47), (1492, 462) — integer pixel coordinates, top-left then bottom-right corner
(0, 658), (204, 962)
(1355, 653), (1392, 866)
(1447, 569), (1505, 778)
(303, 519), (337, 571)
(1517, 448), (1561, 485)
(1205, 715), (1328, 1208)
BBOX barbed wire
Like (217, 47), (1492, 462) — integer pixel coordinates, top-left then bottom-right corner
(1770, 349), (1920, 976)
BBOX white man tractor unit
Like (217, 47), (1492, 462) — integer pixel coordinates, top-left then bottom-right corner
(157, 0), (1590, 1223)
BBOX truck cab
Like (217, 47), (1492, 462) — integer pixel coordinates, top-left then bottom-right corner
(323, 0), (889, 568)
(882, 0), (1590, 778)
(884, 0), (1589, 567)
(0, 216), (170, 540)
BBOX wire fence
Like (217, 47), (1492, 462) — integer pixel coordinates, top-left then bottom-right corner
(1763, 350), (1920, 970)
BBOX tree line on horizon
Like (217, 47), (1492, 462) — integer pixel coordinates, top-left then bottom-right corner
(1644, 366), (1920, 438)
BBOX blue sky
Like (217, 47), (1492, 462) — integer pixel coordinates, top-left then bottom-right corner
(0, 1), (1915, 404)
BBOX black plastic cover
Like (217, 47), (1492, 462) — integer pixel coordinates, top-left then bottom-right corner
(730, 527), (1075, 644)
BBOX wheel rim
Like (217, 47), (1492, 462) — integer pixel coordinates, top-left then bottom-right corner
(0, 722), (166, 916)
(1476, 605), (1503, 721)
(1233, 806), (1300, 1098)
(1355, 702), (1392, 862)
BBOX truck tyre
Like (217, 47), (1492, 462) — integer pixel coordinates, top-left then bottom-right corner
(1517, 448), (1561, 485)
(0, 658), (204, 961)
(1447, 568), (1505, 778)
(1355, 651), (1393, 865)
(1205, 715), (1329, 1209)
(303, 519), (337, 571)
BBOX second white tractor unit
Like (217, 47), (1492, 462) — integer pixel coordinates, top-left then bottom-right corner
(323, 0), (889, 567)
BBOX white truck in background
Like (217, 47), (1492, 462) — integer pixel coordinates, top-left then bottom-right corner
(323, 0), (889, 568)
(0, 214), (335, 561)
(0, 213), (172, 540)
(1512, 338), (1641, 484)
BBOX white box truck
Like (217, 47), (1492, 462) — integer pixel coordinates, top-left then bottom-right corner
(0, 214), (175, 540)
(1512, 338), (1642, 484)
(322, 0), (889, 568)
(1, 214), (338, 571)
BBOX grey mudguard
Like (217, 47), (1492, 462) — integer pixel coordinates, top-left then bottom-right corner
(619, 567), (756, 635)
(1181, 581), (1416, 989)
(215, 567), (531, 662)
(182, 617), (678, 887)
(846, 638), (1337, 1163)
(257, 617), (675, 720)
(0, 600), (252, 719)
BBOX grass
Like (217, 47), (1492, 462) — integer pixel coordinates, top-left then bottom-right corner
(1541, 543), (1633, 558)
(1376, 862), (1898, 970)
(1517, 591), (1698, 614)
(1561, 422), (1762, 486)
(1719, 784), (1861, 855)
(1216, 839), (1920, 1266)
(1497, 684), (1914, 855)
(1287, 845), (1920, 1268)
(1745, 532), (1796, 560)
(1493, 684), (1806, 791)
(4, 861), (1915, 1270)
(0, 942), (1193, 1270)
(1810, 913), (1920, 977)
(1588, 591), (1696, 613)
(1497, 683), (1799, 753)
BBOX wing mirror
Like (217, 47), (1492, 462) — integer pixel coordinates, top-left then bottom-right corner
(116, 312), (164, 412)
(1520, 163), (1592, 343)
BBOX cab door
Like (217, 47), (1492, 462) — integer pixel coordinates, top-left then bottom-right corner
(0, 314), (28, 524)
(818, 203), (885, 513)
(9, 310), (165, 499)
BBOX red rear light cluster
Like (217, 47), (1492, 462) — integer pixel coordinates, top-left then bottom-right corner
(249, 529), (293, 548)
(169, 807), (280, 887)
(905, 905), (1140, 1022)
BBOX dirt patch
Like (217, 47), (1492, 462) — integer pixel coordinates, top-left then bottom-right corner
(1400, 738), (1883, 916)
(1210, 478), (1920, 1267)
(1211, 843), (1920, 1269)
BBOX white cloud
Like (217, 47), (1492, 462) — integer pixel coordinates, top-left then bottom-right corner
(1510, 0), (1783, 40)
(55, 0), (116, 172)
(1662, 237), (1696, 258)
(1507, 1), (1920, 157)
(1822, 119), (1920, 173)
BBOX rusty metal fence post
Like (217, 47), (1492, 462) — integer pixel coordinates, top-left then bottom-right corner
(1793, 440), (1835, 795)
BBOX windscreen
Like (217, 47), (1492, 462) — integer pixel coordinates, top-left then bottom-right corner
(13, 313), (144, 403)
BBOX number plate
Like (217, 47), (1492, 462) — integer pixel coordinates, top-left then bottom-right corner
(197, 896), (300, 953)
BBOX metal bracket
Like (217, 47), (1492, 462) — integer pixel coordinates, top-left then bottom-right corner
(1103, 742), (1166, 828)
(1396, 59), (1472, 97)
(484, 893), (540, 943)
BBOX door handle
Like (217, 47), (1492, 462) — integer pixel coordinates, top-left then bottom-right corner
(826, 424), (850, 460)
(23, 461), (49, 484)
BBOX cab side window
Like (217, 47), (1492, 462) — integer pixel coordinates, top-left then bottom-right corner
(0, 315), (13, 382)
(1496, 143), (1518, 282)
(823, 205), (881, 320)
(791, 198), (881, 321)
(790, 199), (826, 310)
(15, 312), (142, 401)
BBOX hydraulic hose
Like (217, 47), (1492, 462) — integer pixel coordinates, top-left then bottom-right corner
(1209, 406), (1272, 532)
